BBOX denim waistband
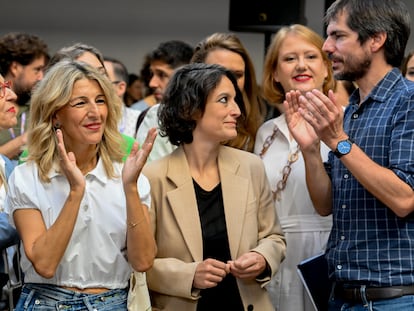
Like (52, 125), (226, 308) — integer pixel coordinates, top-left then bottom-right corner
(21, 283), (127, 310)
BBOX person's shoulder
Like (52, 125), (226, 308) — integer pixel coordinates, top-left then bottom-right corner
(220, 147), (267, 182)
(257, 115), (282, 133)
(258, 117), (274, 130)
(130, 99), (149, 111)
(131, 95), (157, 111)
(13, 160), (32, 170)
(137, 104), (160, 135)
(401, 78), (414, 93)
(146, 104), (160, 114)
(125, 106), (141, 117)
(376, 69), (414, 106)
(9, 161), (35, 180)
(142, 154), (169, 178)
(0, 155), (13, 177)
(392, 73), (414, 101)
(221, 145), (262, 164)
(141, 104), (160, 122)
(388, 68), (414, 92)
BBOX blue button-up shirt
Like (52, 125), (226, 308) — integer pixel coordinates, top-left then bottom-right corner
(326, 68), (414, 287)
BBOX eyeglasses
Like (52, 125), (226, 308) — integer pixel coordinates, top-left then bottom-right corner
(0, 81), (12, 98)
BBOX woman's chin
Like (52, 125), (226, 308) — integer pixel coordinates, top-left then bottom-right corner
(1, 118), (17, 130)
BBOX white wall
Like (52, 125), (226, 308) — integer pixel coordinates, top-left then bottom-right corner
(1, 0), (413, 80)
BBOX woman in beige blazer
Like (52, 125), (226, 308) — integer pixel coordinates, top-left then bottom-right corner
(143, 63), (286, 311)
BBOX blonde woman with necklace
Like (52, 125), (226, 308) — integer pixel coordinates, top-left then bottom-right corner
(254, 24), (335, 311)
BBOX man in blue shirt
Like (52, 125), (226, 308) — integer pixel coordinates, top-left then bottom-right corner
(284, 0), (414, 309)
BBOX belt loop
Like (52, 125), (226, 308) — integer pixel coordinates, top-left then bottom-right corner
(329, 282), (337, 301)
(23, 288), (36, 309)
(360, 285), (369, 306)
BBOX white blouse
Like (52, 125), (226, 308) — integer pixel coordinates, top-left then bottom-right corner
(5, 158), (150, 289)
(254, 115), (332, 232)
(119, 105), (141, 138)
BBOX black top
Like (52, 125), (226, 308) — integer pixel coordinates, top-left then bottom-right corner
(193, 180), (244, 311)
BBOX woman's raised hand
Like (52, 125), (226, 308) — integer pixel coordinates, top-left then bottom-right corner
(122, 127), (157, 186)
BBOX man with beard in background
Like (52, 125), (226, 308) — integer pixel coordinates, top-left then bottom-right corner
(285, 0), (414, 309)
(0, 32), (49, 162)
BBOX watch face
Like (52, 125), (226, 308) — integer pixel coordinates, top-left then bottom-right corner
(338, 141), (352, 154)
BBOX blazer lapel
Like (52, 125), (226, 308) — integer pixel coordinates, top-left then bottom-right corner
(218, 147), (249, 259)
(166, 147), (203, 261)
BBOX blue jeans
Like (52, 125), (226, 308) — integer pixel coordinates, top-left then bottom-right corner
(15, 283), (128, 310)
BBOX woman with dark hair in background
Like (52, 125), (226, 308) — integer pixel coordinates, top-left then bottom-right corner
(124, 73), (144, 107)
(401, 50), (414, 81)
(191, 32), (267, 152)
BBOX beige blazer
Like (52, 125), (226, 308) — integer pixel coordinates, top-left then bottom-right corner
(143, 146), (286, 311)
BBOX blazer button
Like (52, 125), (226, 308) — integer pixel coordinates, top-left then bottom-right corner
(247, 305), (254, 311)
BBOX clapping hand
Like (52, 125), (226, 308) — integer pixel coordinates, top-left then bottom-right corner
(55, 129), (85, 192)
(122, 127), (157, 186)
(284, 90), (320, 151)
(292, 89), (345, 148)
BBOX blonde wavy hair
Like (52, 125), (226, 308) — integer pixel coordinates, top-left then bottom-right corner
(28, 60), (124, 182)
(191, 32), (265, 152)
(262, 24), (335, 106)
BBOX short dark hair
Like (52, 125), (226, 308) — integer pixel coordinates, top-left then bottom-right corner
(324, 0), (410, 67)
(149, 40), (193, 70)
(127, 73), (141, 86)
(0, 32), (49, 75)
(158, 63), (245, 146)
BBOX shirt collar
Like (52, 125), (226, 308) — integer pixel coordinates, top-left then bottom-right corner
(271, 114), (291, 142)
(363, 68), (402, 104)
(48, 156), (110, 184)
